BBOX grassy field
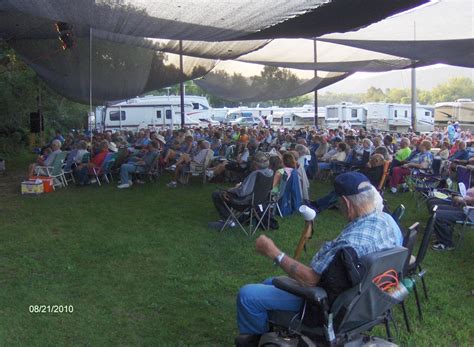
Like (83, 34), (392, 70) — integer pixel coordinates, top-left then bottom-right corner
(0, 155), (473, 346)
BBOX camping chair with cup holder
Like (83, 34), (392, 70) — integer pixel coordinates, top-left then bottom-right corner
(257, 247), (409, 347)
(220, 172), (273, 236)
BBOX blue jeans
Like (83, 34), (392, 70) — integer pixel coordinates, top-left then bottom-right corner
(120, 163), (144, 184)
(237, 278), (303, 335)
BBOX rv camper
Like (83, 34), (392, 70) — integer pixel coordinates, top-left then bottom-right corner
(271, 111), (316, 129)
(364, 103), (434, 132)
(435, 99), (474, 130)
(325, 103), (367, 129)
(98, 95), (213, 131)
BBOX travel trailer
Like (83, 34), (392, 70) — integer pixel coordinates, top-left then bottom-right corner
(270, 111), (316, 129)
(364, 103), (434, 132)
(97, 95), (214, 131)
(325, 103), (367, 129)
(434, 99), (474, 130)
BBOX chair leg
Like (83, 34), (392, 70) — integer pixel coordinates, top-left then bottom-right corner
(384, 314), (393, 342)
(400, 301), (411, 333)
(413, 283), (423, 320)
(418, 266), (429, 300)
(276, 203), (283, 217)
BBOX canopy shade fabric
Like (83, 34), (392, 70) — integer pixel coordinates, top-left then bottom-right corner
(0, 0), (471, 104)
(318, 38), (474, 69)
(0, 0), (427, 41)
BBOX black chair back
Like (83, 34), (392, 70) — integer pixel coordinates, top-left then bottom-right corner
(411, 206), (437, 271)
(252, 172), (273, 206)
(402, 223), (419, 275)
(331, 247), (408, 334)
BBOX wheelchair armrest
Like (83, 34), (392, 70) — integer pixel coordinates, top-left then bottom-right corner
(272, 276), (328, 304)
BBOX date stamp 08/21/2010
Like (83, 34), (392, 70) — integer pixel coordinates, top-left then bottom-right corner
(29, 305), (74, 314)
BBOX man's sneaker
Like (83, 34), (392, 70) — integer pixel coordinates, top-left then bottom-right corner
(136, 179), (145, 184)
(89, 178), (97, 184)
(117, 183), (131, 189)
(432, 243), (455, 251)
(390, 187), (397, 194)
(167, 181), (177, 188)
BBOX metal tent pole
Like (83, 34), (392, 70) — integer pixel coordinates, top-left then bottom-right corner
(179, 40), (185, 129)
(411, 22), (417, 132)
(89, 26), (93, 139)
(313, 39), (318, 128)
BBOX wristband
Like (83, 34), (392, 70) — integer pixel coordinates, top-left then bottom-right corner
(273, 252), (286, 266)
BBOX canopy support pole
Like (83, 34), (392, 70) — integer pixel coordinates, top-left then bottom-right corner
(411, 22), (417, 133)
(89, 26), (93, 139)
(313, 39), (318, 128)
(179, 40), (185, 129)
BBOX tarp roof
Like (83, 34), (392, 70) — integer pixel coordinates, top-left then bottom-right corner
(0, 0), (471, 104)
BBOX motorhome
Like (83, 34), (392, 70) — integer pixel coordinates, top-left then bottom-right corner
(325, 103), (367, 129)
(364, 103), (434, 132)
(435, 99), (474, 130)
(98, 95), (214, 131)
(270, 111), (316, 129)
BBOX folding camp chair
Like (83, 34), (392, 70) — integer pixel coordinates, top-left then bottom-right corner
(267, 171), (289, 218)
(455, 203), (474, 250)
(183, 149), (214, 184)
(92, 153), (116, 186)
(220, 172), (273, 236)
(133, 151), (160, 183)
(400, 222), (419, 332)
(34, 151), (68, 190)
(406, 205), (437, 321)
(62, 150), (77, 185)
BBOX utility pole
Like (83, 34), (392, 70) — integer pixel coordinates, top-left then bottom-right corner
(179, 40), (185, 129)
(313, 39), (318, 128)
(410, 22), (417, 132)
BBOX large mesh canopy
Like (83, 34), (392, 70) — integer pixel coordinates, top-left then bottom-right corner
(9, 37), (216, 104)
(0, 0), (471, 104)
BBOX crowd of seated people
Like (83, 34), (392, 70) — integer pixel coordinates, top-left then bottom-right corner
(27, 123), (473, 200)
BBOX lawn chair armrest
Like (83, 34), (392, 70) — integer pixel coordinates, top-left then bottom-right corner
(272, 276), (328, 304)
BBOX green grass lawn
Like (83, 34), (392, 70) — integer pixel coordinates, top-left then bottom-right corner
(0, 156), (473, 346)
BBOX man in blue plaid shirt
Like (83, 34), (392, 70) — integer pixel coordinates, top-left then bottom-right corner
(235, 172), (403, 347)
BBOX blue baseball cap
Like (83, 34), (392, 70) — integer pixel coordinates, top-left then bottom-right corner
(334, 172), (372, 197)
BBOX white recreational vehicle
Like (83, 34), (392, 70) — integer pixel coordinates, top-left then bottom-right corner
(98, 95), (214, 131)
(434, 99), (474, 130)
(270, 111), (317, 129)
(364, 103), (434, 132)
(325, 103), (367, 129)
